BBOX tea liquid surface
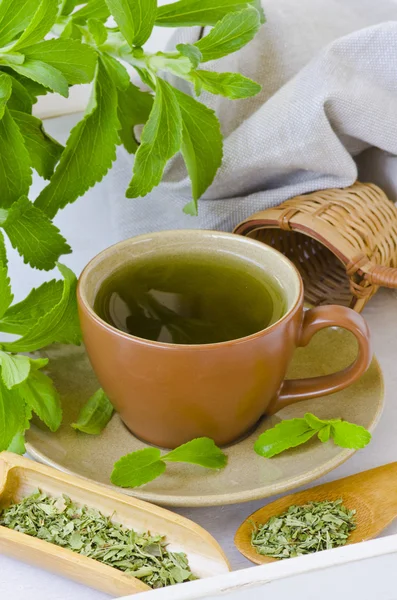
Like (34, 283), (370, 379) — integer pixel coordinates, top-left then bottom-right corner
(94, 253), (286, 345)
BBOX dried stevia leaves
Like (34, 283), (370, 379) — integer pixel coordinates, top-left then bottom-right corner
(0, 490), (196, 588)
(251, 499), (356, 559)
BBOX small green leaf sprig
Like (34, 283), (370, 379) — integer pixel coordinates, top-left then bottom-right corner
(111, 438), (228, 488)
(254, 413), (371, 459)
(72, 389), (114, 434)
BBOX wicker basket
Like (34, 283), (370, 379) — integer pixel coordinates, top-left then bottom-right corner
(234, 182), (397, 312)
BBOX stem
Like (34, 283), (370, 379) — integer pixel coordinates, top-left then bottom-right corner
(118, 50), (148, 71)
(51, 20), (193, 88)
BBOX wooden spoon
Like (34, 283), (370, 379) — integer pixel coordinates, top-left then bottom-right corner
(235, 462), (397, 564)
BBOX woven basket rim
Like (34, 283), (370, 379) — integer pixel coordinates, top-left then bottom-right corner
(234, 182), (397, 294)
(234, 219), (353, 271)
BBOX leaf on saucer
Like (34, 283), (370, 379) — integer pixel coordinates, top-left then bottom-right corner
(330, 421), (371, 449)
(72, 389), (114, 435)
(304, 413), (328, 431)
(317, 424), (331, 443)
(254, 419), (317, 458)
(111, 448), (166, 488)
(163, 437), (227, 469)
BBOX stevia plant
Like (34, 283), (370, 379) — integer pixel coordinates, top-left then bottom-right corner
(0, 0), (265, 451)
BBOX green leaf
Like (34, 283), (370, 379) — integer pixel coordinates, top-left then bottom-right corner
(0, 351), (31, 388)
(304, 413), (328, 431)
(71, 389), (114, 434)
(6, 70), (48, 101)
(104, 0), (134, 47)
(0, 0), (40, 46)
(134, 66), (155, 89)
(27, 357), (49, 371)
(111, 448), (166, 488)
(10, 60), (69, 98)
(0, 231), (7, 267)
(126, 77), (182, 198)
(0, 279), (63, 335)
(2, 263), (81, 353)
(156, 0), (265, 27)
(11, 0), (61, 51)
(183, 200), (198, 216)
(129, 0), (157, 47)
(73, 0), (110, 23)
(255, 414), (372, 459)
(0, 108), (32, 209)
(330, 421), (372, 450)
(59, 20), (83, 41)
(0, 53), (25, 66)
(1, 196), (71, 270)
(23, 39), (97, 85)
(7, 74), (34, 113)
(118, 83), (154, 154)
(7, 431), (26, 454)
(318, 425), (331, 443)
(87, 17), (108, 45)
(173, 87), (222, 209)
(11, 111), (63, 179)
(61, 0), (81, 15)
(105, 0), (157, 47)
(163, 437), (227, 469)
(195, 7), (261, 62)
(101, 53), (153, 154)
(193, 70), (261, 99)
(69, 532), (84, 550)
(35, 57), (119, 219)
(146, 52), (192, 78)
(254, 419), (317, 458)
(0, 73), (12, 119)
(0, 264), (12, 319)
(19, 368), (62, 432)
(176, 43), (202, 69)
(101, 52), (130, 89)
(0, 380), (27, 451)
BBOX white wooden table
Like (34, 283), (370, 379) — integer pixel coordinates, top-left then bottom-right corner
(1, 113), (397, 599)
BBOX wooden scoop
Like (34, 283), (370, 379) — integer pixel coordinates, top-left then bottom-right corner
(235, 463), (397, 564)
(0, 452), (230, 595)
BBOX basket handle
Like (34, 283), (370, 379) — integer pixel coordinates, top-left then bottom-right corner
(364, 265), (397, 288)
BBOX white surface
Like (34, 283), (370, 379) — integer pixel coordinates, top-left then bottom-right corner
(1, 112), (397, 599)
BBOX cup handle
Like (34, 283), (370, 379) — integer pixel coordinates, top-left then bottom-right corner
(267, 305), (373, 415)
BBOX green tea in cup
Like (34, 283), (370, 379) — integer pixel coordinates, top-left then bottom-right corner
(94, 252), (286, 345)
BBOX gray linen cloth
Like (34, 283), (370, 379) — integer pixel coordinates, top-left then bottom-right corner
(109, 0), (397, 238)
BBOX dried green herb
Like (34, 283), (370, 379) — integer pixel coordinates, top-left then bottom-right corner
(0, 490), (196, 588)
(251, 499), (356, 559)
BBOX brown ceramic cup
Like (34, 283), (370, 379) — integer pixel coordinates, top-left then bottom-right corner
(77, 230), (372, 449)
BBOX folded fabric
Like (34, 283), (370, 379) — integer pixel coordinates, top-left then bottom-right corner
(108, 0), (397, 238)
